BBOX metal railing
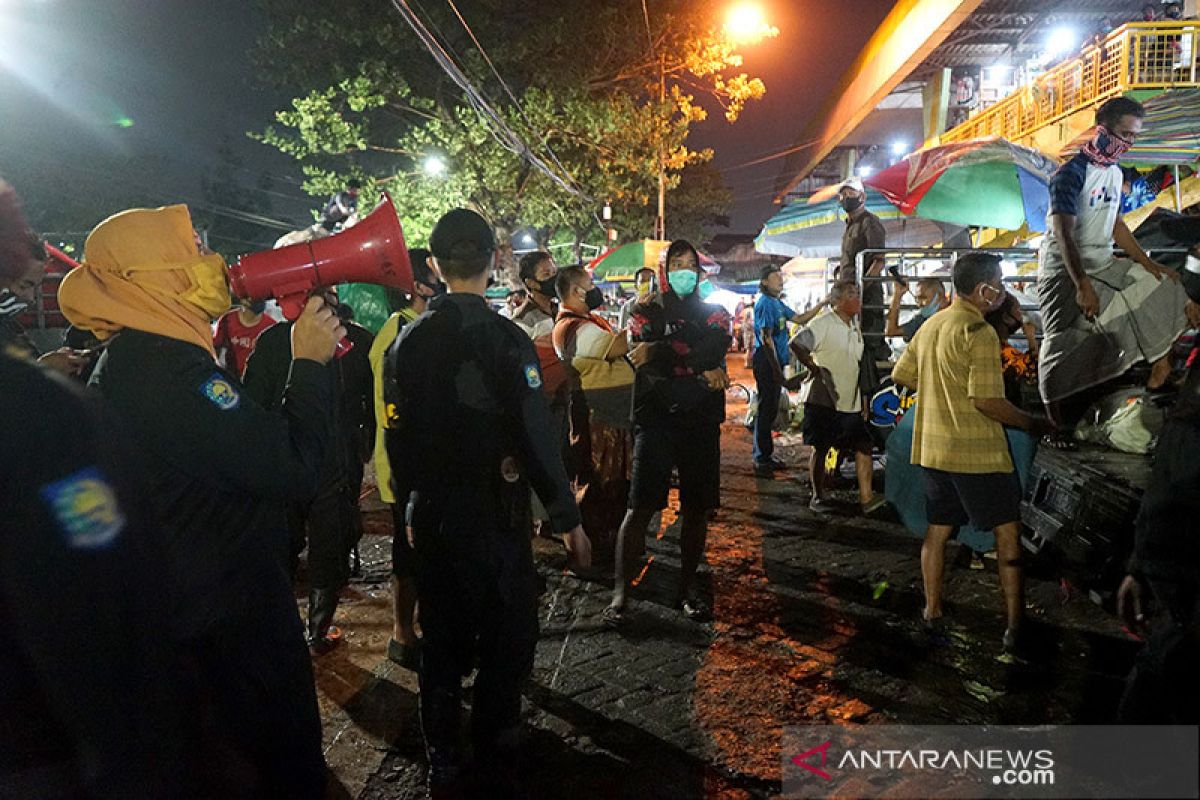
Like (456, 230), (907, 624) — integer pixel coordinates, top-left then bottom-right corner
(941, 21), (1200, 144)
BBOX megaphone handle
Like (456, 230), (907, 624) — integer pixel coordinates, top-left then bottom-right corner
(334, 337), (354, 359)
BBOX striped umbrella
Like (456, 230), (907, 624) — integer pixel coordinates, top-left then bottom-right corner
(1061, 89), (1200, 165)
(755, 190), (962, 258)
(847, 137), (1060, 233)
(588, 239), (720, 279)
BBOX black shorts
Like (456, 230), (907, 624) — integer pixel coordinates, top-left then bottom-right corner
(922, 468), (1021, 531)
(802, 403), (872, 452)
(629, 424), (721, 512)
(391, 502), (416, 578)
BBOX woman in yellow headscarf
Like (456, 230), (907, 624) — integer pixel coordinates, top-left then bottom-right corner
(58, 204), (231, 356)
(59, 203), (348, 796)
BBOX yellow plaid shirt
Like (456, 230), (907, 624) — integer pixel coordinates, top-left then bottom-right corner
(891, 299), (1012, 474)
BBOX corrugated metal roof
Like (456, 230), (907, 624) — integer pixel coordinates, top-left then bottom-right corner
(910, 0), (1155, 77)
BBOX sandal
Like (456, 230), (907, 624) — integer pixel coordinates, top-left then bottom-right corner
(680, 598), (712, 622)
(601, 605), (626, 628)
(386, 637), (422, 670)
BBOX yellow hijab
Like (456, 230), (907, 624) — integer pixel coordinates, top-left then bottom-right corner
(58, 204), (231, 358)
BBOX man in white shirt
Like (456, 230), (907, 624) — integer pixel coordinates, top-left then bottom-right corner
(618, 268), (655, 330)
(790, 281), (885, 515)
(512, 251), (558, 339)
(1038, 96), (1187, 424)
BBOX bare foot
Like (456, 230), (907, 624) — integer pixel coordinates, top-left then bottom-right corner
(1147, 355), (1172, 390)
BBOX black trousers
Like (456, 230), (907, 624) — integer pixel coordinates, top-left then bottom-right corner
(177, 566), (326, 798)
(289, 483), (359, 591)
(410, 485), (540, 785)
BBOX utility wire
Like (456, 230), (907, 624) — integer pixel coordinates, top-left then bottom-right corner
(389, 0), (589, 200)
(441, 0), (588, 199)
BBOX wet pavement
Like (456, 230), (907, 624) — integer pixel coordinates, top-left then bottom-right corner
(307, 363), (1139, 799)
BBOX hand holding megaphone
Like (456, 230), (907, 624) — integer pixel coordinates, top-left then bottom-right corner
(291, 296), (348, 365)
(228, 192), (413, 357)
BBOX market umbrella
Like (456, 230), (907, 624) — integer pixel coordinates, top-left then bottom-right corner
(813, 137), (1060, 233)
(588, 239), (719, 280)
(755, 190), (963, 258)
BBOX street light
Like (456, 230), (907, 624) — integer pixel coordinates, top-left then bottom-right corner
(857, 165), (873, 178)
(1044, 27), (1078, 59)
(423, 155), (447, 177)
(724, 3), (778, 44)
(891, 141), (908, 156)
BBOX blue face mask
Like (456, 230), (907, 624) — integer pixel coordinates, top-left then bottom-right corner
(918, 296), (941, 318)
(667, 269), (699, 297)
(698, 279), (714, 301)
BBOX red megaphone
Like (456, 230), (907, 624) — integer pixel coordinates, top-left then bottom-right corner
(228, 192), (413, 356)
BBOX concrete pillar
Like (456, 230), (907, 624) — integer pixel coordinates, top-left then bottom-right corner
(923, 68), (952, 143)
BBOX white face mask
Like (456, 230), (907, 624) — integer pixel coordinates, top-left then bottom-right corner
(1186, 255), (1200, 276)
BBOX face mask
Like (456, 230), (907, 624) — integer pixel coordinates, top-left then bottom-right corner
(698, 279), (715, 301)
(1186, 255), (1200, 276)
(0, 289), (29, 317)
(841, 195), (864, 213)
(1084, 125), (1133, 166)
(637, 279), (655, 297)
(247, 299), (267, 315)
(177, 255), (232, 319)
(667, 269), (699, 297)
(583, 286), (605, 311)
(533, 275), (558, 297)
(918, 296), (941, 318)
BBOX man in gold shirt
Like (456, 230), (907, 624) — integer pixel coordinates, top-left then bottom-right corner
(892, 253), (1052, 654)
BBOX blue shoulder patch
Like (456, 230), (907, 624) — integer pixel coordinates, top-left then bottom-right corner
(200, 373), (241, 410)
(39, 467), (126, 549)
(524, 363), (543, 390)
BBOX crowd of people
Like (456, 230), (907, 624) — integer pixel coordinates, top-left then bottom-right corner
(2, 93), (1199, 798)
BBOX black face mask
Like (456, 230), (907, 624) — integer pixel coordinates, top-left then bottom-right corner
(417, 279), (446, 299)
(532, 276), (558, 297)
(583, 286), (605, 311)
(841, 195), (864, 213)
(247, 299), (267, 315)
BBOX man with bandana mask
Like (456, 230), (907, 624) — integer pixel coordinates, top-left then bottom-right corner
(243, 288), (375, 654)
(58, 203), (345, 796)
(1038, 97), (1188, 430)
(837, 177), (890, 361)
(213, 294), (276, 377)
(893, 253), (1055, 655)
(605, 240), (732, 625)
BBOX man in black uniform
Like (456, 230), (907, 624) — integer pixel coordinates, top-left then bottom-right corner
(384, 208), (591, 796)
(57, 203), (345, 798)
(0, 182), (187, 798)
(244, 289), (375, 653)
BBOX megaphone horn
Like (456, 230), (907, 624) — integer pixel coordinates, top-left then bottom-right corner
(229, 191), (413, 321)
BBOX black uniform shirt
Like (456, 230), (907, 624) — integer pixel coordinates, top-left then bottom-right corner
(0, 354), (184, 797)
(243, 320), (374, 495)
(89, 329), (332, 635)
(383, 292), (581, 533)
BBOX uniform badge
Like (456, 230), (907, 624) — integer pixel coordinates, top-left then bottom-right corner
(200, 373), (241, 410)
(524, 363), (543, 390)
(39, 467), (126, 549)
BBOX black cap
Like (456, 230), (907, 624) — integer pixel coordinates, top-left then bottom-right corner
(760, 264), (781, 281)
(429, 208), (495, 261)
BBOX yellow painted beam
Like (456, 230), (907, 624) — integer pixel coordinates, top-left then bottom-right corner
(773, 0), (986, 203)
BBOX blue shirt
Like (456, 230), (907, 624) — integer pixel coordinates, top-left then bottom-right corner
(753, 294), (795, 366)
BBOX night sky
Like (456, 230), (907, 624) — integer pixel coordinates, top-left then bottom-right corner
(0, 0), (894, 239)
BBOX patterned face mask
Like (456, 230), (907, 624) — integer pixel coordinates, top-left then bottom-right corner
(1083, 125), (1134, 166)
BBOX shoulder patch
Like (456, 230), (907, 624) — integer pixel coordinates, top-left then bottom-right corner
(523, 363), (543, 389)
(200, 373), (241, 410)
(39, 467), (125, 549)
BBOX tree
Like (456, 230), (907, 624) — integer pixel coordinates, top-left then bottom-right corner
(253, 0), (766, 269)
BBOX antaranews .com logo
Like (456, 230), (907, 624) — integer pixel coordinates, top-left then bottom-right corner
(781, 725), (1197, 799)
